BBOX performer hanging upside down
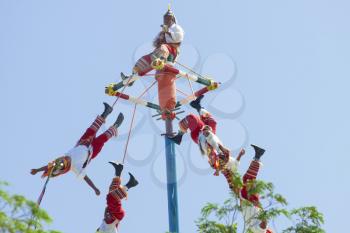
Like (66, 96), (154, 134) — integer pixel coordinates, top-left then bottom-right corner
(239, 145), (273, 233)
(96, 162), (139, 233)
(168, 95), (245, 192)
(170, 97), (272, 232)
(170, 95), (235, 168)
(30, 103), (124, 195)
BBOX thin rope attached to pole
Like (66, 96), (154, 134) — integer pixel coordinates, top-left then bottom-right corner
(186, 76), (194, 95)
(174, 60), (207, 81)
(176, 88), (189, 97)
(121, 80), (158, 164)
(122, 103), (137, 164)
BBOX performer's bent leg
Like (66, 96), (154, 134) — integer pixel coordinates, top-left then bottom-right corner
(190, 95), (217, 133)
(220, 156), (240, 195)
(170, 113), (204, 145)
(76, 116), (105, 147)
(91, 126), (117, 159)
(241, 145), (265, 206)
(221, 169), (238, 194)
(90, 113), (124, 159)
(76, 103), (113, 147)
(241, 159), (261, 205)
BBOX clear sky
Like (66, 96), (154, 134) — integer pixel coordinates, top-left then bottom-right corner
(1, 0), (349, 232)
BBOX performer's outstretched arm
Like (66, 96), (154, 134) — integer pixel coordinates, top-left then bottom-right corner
(30, 166), (47, 175)
(236, 148), (245, 161)
(84, 175), (100, 196)
(218, 143), (230, 156)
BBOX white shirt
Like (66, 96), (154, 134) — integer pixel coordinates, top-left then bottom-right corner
(66, 145), (92, 179)
(97, 219), (119, 233)
(198, 131), (239, 173)
(242, 203), (269, 233)
(198, 131), (222, 156)
(225, 156), (239, 173)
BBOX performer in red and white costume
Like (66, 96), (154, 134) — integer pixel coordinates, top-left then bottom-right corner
(30, 103), (124, 195)
(96, 162), (138, 233)
(106, 8), (184, 114)
(239, 145), (273, 233)
(169, 95), (244, 192)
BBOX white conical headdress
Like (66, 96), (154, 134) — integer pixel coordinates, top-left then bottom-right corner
(165, 24), (184, 43)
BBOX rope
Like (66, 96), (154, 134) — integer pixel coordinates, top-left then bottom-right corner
(139, 80), (158, 97)
(175, 60), (207, 80)
(111, 72), (171, 108)
(36, 174), (52, 206)
(27, 168), (54, 231)
(174, 61), (198, 95)
(122, 104), (137, 164)
(176, 88), (189, 97)
(121, 80), (157, 164)
(186, 74), (194, 95)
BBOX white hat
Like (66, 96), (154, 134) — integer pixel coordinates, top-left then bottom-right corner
(165, 24), (184, 44)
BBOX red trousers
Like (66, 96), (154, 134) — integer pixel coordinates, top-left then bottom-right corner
(241, 160), (261, 206)
(104, 194), (125, 224)
(76, 116), (117, 159)
(103, 177), (126, 226)
(179, 111), (217, 143)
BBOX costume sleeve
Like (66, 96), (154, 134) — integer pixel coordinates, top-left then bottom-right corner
(70, 163), (87, 180)
(77, 169), (87, 180)
(151, 44), (170, 61)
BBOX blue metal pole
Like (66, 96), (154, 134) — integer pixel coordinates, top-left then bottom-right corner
(165, 119), (180, 233)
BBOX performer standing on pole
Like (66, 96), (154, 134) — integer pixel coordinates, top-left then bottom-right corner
(105, 7), (184, 118)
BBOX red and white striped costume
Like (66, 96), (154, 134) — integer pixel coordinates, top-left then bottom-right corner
(178, 109), (217, 144)
(179, 109), (240, 191)
(43, 116), (118, 178)
(240, 160), (273, 233)
(134, 43), (179, 111)
(97, 177), (127, 233)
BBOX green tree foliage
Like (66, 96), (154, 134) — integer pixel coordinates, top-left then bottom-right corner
(282, 207), (325, 233)
(0, 181), (61, 233)
(196, 173), (325, 233)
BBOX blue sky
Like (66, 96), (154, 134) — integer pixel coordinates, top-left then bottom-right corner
(1, 0), (350, 232)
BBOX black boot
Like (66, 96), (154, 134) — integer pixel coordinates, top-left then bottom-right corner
(101, 102), (113, 119)
(251, 144), (265, 160)
(109, 161), (124, 177)
(190, 95), (205, 113)
(125, 172), (139, 190)
(168, 132), (184, 145)
(113, 113), (124, 128)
